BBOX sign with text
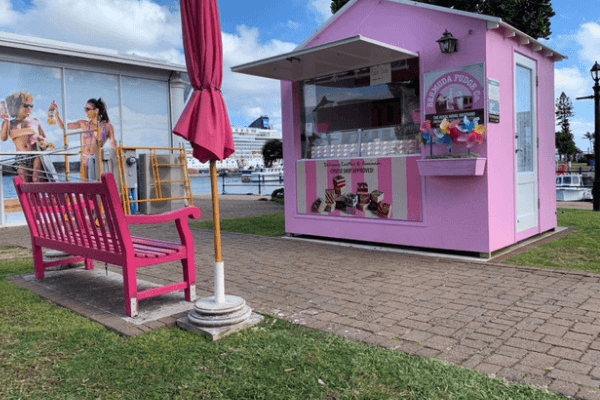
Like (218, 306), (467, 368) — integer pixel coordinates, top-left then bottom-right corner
(370, 63), (392, 86)
(488, 78), (500, 123)
(423, 63), (485, 127)
(296, 156), (422, 221)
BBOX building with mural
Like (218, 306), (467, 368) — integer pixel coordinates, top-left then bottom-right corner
(0, 31), (188, 158)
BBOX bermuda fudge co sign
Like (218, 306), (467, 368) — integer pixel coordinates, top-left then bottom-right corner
(296, 157), (422, 221)
(423, 63), (485, 127)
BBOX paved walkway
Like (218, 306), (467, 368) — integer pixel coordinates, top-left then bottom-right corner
(3, 200), (600, 399)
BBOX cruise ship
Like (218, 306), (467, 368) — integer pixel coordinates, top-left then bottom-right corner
(186, 116), (282, 172)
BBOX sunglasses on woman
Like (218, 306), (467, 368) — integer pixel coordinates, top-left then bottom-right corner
(23, 103), (34, 108)
(84, 107), (96, 112)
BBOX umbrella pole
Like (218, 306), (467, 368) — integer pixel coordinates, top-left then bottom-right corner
(179, 159), (260, 340)
(210, 160), (225, 304)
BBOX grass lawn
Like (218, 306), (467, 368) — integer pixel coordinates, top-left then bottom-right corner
(0, 249), (565, 399)
(190, 212), (285, 237)
(505, 208), (600, 272)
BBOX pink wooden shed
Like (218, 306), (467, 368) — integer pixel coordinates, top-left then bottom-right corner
(232, 0), (565, 257)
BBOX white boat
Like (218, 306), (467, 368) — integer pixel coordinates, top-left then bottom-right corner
(186, 155), (238, 173)
(556, 174), (592, 201)
(242, 165), (284, 183)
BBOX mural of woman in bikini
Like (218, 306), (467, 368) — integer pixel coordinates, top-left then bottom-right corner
(0, 91), (50, 182)
(54, 98), (116, 180)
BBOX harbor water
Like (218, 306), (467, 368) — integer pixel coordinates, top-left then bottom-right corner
(2, 174), (284, 200)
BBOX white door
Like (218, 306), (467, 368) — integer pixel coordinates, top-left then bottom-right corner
(515, 53), (538, 233)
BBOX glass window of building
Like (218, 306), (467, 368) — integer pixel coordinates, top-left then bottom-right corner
(0, 61), (64, 153)
(300, 59), (420, 159)
(121, 76), (169, 148)
(64, 69), (121, 142)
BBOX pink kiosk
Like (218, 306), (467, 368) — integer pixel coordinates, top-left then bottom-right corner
(232, 0), (565, 257)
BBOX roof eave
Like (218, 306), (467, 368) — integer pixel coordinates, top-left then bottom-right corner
(487, 21), (566, 62)
(0, 31), (187, 72)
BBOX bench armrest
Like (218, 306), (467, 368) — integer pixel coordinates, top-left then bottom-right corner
(125, 206), (202, 225)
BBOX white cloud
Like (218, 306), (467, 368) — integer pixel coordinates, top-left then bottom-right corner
(309, 0), (333, 23)
(576, 22), (600, 64)
(0, 0), (19, 25)
(222, 25), (296, 128)
(287, 20), (301, 30)
(555, 67), (589, 99)
(2, 0), (182, 59)
(242, 106), (264, 119)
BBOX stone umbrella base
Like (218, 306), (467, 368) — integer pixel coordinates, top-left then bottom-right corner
(177, 295), (264, 340)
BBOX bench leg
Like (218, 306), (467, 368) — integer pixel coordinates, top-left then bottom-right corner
(85, 258), (94, 271)
(33, 244), (45, 280)
(182, 256), (196, 302)
(123, 266), (138, 317)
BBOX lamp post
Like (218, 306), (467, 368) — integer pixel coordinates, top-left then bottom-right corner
(576, 61), (600, 211)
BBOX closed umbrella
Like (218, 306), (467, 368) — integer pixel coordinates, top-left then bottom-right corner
(175, 0), (252, 335)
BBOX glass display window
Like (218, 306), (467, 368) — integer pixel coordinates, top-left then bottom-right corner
(300, 59), (420, 159)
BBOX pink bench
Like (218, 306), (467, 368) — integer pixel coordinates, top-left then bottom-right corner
(14, 172), (201, 317)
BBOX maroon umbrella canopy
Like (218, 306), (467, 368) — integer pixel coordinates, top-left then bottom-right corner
(174, 0), (235, 163)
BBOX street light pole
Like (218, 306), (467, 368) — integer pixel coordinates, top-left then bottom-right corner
(592, 63), (600, 211)
(576, 61), (600, 211)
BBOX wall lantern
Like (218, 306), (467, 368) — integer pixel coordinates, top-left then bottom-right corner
(437, 30), (458, 54)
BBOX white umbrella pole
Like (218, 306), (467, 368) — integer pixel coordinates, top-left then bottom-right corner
(178, 158), (262, 340)
(210, 160), (225, 304)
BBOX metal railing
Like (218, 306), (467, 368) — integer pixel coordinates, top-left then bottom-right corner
(220, 173), (283, 195)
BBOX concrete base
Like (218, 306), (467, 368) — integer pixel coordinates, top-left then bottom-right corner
(177, 311), (264, 341)
(177, 295), (263, 340)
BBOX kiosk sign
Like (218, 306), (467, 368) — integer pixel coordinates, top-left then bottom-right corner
(423, 63), (485, 127)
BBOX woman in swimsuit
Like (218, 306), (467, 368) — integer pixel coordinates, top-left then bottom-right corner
(0, 91), (48, 182)
(54, 98), (116, 180)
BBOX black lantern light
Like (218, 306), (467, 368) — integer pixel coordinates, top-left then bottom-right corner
(437, 30), (458, 54)
(579, 61), (600, 210)
(591, 61), (600, 83)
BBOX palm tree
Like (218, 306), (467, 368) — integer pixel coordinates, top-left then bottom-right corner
(584, 132), (595, 153)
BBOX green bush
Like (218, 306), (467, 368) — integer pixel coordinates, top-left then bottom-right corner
(271, 188), (284, 203)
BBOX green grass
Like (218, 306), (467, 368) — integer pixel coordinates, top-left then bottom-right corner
(191, 212), (285, 237)
(0, 249), (565, 399)
(505, 208), (600, 272)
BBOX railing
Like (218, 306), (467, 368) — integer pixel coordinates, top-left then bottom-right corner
(220, 173), (283, 196)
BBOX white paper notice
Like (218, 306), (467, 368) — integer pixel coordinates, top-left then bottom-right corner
(370, 63), (392, 86)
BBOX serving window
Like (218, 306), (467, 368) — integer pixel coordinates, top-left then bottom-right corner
(300, 58), (420, 160)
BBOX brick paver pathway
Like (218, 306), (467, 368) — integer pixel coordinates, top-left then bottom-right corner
(3, 210), (600, 398)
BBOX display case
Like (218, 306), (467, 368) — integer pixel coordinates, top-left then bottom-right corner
(300, 59), (420, 160)
(310, 126), (419, 159)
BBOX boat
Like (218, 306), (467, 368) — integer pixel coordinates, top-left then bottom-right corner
(242, 164), (284, 183)
(556, 173), (592, 201)
(186, 155), (238, 174)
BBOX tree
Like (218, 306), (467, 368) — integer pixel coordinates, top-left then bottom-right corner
(584, 132), (595, 153)
(555, 92), (580, 161)
(556, 92), (574, 133)
(262, 139), (283, 168)
(330, 0), (554, 39)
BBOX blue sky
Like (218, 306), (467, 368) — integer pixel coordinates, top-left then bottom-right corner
(0, 0), (597, 151)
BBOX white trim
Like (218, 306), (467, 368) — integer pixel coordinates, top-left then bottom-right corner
(514, 53), (539, 233)
(0, 31), (186, 72)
